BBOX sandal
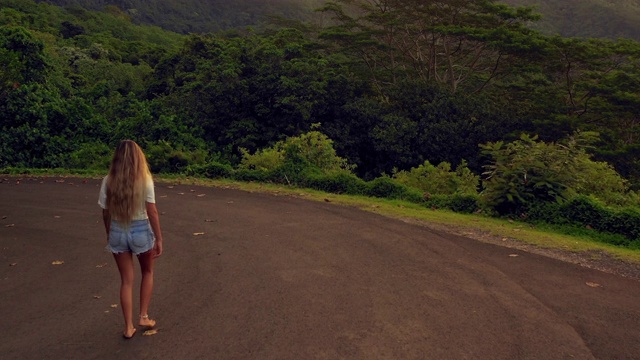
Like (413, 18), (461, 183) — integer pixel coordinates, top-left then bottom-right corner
(123, 328), (137, 339)
(139, 314), (156, 328)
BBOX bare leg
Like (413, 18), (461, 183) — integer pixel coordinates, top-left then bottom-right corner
(137, 249), (156, 327)
(113, 252), (136, 337)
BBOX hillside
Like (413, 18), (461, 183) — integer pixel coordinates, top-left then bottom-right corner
(36, 0), (325, 33)
(3, 0), (640, 217)
(501, 0), (640, 40)
(34, 0), (640, 40)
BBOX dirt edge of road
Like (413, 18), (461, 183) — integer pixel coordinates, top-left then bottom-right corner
(405, 219), (640, 281)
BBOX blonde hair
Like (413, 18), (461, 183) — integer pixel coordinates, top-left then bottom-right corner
(106, 140), (152, 224)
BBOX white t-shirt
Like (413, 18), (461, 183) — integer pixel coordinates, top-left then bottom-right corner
(98, 176), (155, 221)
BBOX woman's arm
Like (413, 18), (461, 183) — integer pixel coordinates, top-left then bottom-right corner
(146, 202), (163, 258)
(102, 209), (111, 243)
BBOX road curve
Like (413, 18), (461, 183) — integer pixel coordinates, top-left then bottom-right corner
(1, 177), (639, 360)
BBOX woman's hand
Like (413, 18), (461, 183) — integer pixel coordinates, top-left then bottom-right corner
(146, 202), (164, 259)
(153, 240), (163, 258)
(102, 209), (111, 244)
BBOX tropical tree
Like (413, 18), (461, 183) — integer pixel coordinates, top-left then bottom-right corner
(319, 0), (544, 94)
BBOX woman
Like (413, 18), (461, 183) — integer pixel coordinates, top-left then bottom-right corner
(98, 140), (164, 339)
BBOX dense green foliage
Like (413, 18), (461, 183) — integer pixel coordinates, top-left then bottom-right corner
(480, 132), (638, 214)
(393, 160), (479, 196)
(3, 0), (640, 247)
(527, 196), (640, 248)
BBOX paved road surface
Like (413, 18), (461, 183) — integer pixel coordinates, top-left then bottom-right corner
(1, 177), (640, 360)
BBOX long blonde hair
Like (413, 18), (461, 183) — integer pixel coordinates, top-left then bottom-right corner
(106, 140), (152, 224)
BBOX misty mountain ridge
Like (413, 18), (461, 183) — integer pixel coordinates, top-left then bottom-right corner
(501, 0), (640, 40)
(36, 0), (325, 33)
(35, 0), (640, 41)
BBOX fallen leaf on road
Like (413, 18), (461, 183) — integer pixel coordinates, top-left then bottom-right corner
(54, 216), (61, 219)
(586, 282), (601, 288)
(96, 263), (108, 268)
(227, 201), (234, 204)
(205, 219), (215, 222)
(178, 192), (185, 195)
(52, 260), (65, 265)
(167, 186), (174, 189)
(110, 304), (118, 308)
(508, 254), (519, 257)
(193, 232), (205, 236)
(93, 295), (101, 299)
(2, 216), (7, 219)
(55, 179), (65, 183)
(5, 224), (15, 227)
(190, 189), (196, 192)
(197, 194), (206, 197)
(9, 263), (17, 266)
(143, 329), (158, 336)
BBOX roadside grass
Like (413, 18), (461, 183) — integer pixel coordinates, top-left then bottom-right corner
(158, 174), (640, 265)
(4, 169), (640, 264)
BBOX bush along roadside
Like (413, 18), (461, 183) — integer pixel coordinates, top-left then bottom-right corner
(526, 196), (640, 248)
(194, 130), (640, 247)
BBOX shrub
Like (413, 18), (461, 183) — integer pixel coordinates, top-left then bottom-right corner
(232, 168), (270, 182)
(268, 157), (323, 185)
(187, 161), (233, 179)
(603, 207), (640, 242)
(393, 160), (479, 195)
(67, 142), (112, 169)
(302, 170), (368, 195)
(145, 141), (207, 173)
(239, 130), (354, 175)
(480, 134), (570, 214)
(282, 130), (353, 172)
(480, 132), (637, 215)
(365, 176), (423, 202)
(238, 146), (284, 172)
(526, 195), (640, 245)
(525, 201), (565, 224)
(560, 196), (608, 227)
(425, 194), (480, 213)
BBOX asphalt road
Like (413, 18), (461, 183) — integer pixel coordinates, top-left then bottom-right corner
(1, 176), (640, 360)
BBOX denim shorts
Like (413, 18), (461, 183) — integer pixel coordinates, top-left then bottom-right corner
(107, 220), (155, 255)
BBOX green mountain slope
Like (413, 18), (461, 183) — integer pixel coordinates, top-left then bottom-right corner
(502, 0), (640, 40)
(35, 0), (640, 40)
(37, 0), (324, 33)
